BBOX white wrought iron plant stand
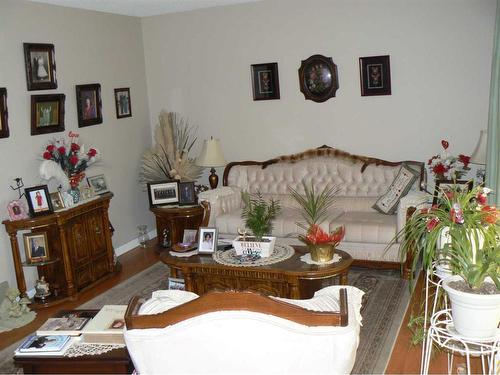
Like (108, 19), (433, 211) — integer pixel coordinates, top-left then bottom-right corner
(422, 309), (499, 375)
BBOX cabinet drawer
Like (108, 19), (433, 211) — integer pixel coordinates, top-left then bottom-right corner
(75, 265), (92, 289)
(92, 253), (110, 281)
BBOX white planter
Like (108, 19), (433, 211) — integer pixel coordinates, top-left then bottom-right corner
(442, 275), (500, 339)
(232, 236), (276, 258)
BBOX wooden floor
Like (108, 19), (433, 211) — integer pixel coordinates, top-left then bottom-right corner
(0, 241), (481, 374)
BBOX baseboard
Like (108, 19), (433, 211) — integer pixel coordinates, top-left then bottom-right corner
(114, 229), (157, 256)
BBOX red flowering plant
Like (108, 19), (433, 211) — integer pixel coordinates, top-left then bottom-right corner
(41, 132), (100, 187)
(289, 181), (345, 248)
(427, 140), (470, 181)
(393, 183), (499, 290)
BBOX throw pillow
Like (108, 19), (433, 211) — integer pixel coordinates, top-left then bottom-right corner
(372, 163), (420, 215)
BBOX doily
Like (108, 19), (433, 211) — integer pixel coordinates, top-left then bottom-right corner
(64, 342), (126, 357)
(300, 253), (342, 265)
(212, 244), (294, 267)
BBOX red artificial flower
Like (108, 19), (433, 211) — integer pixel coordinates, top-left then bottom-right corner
(58, 146), (66, 155)
(458, 154), (470, 168)
(427, 156), (438, 165)
(426, 217), (440, 231)
(481, 206), (499, 225)
(42, 151), (52, 160)
(306, 225), (345, 245)
(71, 143), (80, 152)
(87, 148), (97, 157)
(46, 144), (55, 152)
(328, 226), (345, 243)
(476, 193), (487, 206)
(432, 163), (448, 176)
(69, 155), (79, 166)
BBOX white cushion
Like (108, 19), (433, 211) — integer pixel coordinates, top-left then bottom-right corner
(329, 211), (397, 244)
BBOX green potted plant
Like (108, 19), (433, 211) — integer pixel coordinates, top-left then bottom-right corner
(395, 183), (499, 338)
(234, 191), (281, 257)
(289, 181), (344, 263)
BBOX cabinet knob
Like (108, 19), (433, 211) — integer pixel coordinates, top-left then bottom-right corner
(95, 226), (101, 234)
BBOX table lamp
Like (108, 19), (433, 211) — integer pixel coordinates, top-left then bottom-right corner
(196, 137), (226, 189)
(470, 129), (487, 183)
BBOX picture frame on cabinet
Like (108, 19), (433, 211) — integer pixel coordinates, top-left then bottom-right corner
(114, 88), (132, 118)
(0, 88), (9, 139)
(30, 94), (65, 136)
(23, 43), (58, 91)
(298, 55), (339, 103)
(24, 185), (54, 217)
(251, 63), (280, 101)
(178, 181), (197, 205)
(359, 55), (391, 96)
(87, 174), (109, 195)
(49, 191), (65, 211)
(147, 181), (179, 207)
(7, 199), (29, 221)
(23, 232), (50, 264)
(76, 84), (103, 127)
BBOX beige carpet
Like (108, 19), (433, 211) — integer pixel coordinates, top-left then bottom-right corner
(0, 262), (410, 374)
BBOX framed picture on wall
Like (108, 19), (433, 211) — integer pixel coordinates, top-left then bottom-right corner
(298, 54), (339, 103)
(114, 88), (132, 118)
(359, 55), (391, 96)
(76, 84), (103, 127)
(0, 88), (9, 139)
(432, 179), (473, 206)
(251, 63), (280, 101)
(23, 43), (57, 91)
(30, 94), (65, 136)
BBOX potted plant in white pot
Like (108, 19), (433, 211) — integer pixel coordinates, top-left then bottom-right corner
(396, 183), (499, 339)
(289, 181), (344, 263)
(233, 191), (281, 257)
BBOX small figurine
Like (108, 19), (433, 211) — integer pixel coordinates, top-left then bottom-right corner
(162, 228), (171, 248)
(34, 276), (51, 300)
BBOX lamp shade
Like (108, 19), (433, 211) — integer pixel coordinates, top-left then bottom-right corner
(196, 138), (226, 167)
(470, 130), (487, 165)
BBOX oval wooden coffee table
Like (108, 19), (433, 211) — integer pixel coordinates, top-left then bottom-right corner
(161, 246), (353, 299)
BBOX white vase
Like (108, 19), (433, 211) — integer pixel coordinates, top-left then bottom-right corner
(232, 236), (276, 258)
(442, 275), (500, 339)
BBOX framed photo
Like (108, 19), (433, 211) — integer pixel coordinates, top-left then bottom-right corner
(23, 43), (57, 91)
(49, 191), (65, 211)
(76, 84), (103, 127)
(7, 199), (29, 221)
(198, 227), (218, 254)
(251, 63), (280, 101)
(87, 174), (109, 195)
(168, 277), (185, 290)
(23, 232), (50, 263)
(359, 55), (391, 96)
(0, 88), (9, 139)
(298, 54), (339, 103)
(147, 181), (179, 207)
(24, 185), (53, 217)
(30, 94), (65, 136)
(114, 88), (132, 118)
(433, 179), (473, 205)
(182, 229), (198, 244)
(178, 181), (196, 205)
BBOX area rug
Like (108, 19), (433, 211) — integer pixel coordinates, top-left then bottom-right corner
(0, 262), (409, 374)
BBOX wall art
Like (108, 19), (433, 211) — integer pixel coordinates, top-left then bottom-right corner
(0, 88), (9, 139)
(298, 55), (339, 103)
(114, 88), (132, 118)
(359, 55), (391, 96)
(76, 84), (103, 127)
(31, 94), (65, 136)
(23, 43), (57, 91)
(251, 62), (280, 100)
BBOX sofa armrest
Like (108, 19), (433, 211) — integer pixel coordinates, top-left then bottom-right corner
(396, 191), (431, 235)
(198, 186), (242, 226)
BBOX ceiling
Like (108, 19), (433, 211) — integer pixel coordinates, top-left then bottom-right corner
(26, 0), (264, 17)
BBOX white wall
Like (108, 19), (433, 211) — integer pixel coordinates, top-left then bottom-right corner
(0, 0), (153, 289)
(141, 0), (496, 177)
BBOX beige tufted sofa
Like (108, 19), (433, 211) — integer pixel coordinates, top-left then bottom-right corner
(198, 146), (428, 276)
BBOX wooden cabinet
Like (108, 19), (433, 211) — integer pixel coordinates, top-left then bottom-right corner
(3, 193), (116, 309)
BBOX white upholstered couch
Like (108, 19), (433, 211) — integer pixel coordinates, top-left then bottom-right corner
(124, 287), (364, 374)
(199, 146), (428, 276)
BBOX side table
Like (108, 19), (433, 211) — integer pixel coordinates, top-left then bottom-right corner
(150, 202), (209, 250)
